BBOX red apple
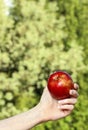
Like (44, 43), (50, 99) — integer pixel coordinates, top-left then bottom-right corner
(47, 71), (74, 100)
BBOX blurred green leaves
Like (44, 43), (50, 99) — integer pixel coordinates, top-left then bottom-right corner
(0, 0), (88, 129)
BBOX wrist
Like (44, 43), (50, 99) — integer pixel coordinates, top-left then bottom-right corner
(28, 103), (47, 126)
(37, 103), (51, 122)
(35, 103), (46, 123)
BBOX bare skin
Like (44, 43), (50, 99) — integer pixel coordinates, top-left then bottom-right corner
(0, 83), (79, 130)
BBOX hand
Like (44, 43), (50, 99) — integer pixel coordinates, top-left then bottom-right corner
(39, 83), (79, 121)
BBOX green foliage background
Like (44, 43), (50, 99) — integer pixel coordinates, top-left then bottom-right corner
(0, 0), (88, 129)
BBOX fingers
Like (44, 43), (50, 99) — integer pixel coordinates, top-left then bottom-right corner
(58, 104), (74, 111)
(58, 98), (77, 105)
(69, 83), (79, 98)
(58, 96), (78, 111)
(70, 89), (79, 98)
(58, 98), (76, 111)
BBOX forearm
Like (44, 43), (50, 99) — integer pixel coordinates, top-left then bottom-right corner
(0, 104), (44, 130)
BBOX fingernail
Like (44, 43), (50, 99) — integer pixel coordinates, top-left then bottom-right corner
(70, 90), (74, 95)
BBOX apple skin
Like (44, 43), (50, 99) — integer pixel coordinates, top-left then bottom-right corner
(47, 71), (74, 100)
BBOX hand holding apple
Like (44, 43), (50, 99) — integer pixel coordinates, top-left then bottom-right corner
(0, 71), (79, 130)
(39, 83), (79, 121)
